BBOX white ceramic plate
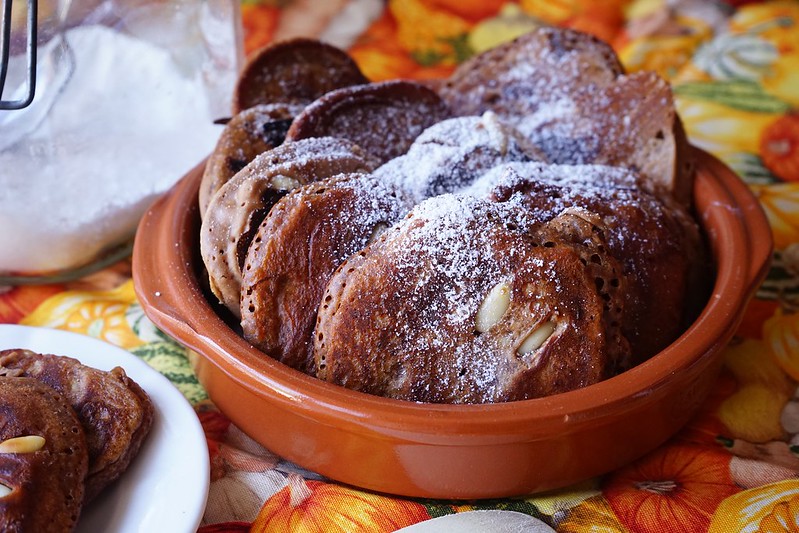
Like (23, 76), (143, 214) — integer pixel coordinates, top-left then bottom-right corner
(0, 324), (209, 533)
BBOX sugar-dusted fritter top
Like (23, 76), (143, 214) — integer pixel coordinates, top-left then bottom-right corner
(314, 194), (630, 403)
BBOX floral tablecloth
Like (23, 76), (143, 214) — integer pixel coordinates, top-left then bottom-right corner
(3, 0), (799, 531)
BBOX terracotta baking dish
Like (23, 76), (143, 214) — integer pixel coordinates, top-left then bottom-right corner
(133, 147), (771, 499)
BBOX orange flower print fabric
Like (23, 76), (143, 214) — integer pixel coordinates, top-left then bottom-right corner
(251, 475), (430, 532)
(0, 284), (63, 324)
(760, 113), (799, 182)
(602, 444), (741, 533)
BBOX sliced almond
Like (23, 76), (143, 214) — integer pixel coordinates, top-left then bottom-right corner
(518, 321), (556, 355)
(481, 111), (509, 156)
(0, 483), (12, 498)
(367, 222), (389, 244)
(0, 435), (46, 454)
(271, 175), (301, 191)
(475, 282), (511, 333)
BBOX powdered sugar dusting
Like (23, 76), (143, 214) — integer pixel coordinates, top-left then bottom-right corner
(465, 161), (673, 256)
(322, 174), (414, 264)
(356, 194), (547, 399)
(316, 188), (626, 402)
(245, 136), (371, 176)
(441, 26), (621, 120)
(207, 26), (702, 403)
(465, 161), (641, 199)
(374, 113), (540, 203)
(288, 80), (450, 164)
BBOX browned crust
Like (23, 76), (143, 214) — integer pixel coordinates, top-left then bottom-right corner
(439, 26), (624, 118)
(233, 37), (369, 113)
(0, 349), (154, 503)
(201, 137), (376, 317)
(439, 26), (693, 209)
(0, 376), (88, 532)
(240, 174), (412, 373)
(313, 196), (630, 403)
(199, 103), (305, 218)
(286, 80), (452, 165)
(483, 162), (706, 361)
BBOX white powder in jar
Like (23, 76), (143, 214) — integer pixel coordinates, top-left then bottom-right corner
(0, 24), (228, 274)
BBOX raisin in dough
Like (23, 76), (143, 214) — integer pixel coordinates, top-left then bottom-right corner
(199, 103), (304, 218)
(201, 137), (375, 317)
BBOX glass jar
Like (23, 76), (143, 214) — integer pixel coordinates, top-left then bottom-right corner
(0, 0), (243, 283)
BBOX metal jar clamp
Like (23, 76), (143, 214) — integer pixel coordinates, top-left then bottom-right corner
(0, 0), (37, 109)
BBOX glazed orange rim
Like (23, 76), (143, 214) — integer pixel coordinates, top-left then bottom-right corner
(134, 147), (771, 434)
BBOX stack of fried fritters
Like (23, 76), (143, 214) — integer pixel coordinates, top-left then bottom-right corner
(199, 27), (710, 404)
(0, 349), (153, 531)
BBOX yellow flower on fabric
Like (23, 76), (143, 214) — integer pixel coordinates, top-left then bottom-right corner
(757, 50), (799, 109)
(750, 182), (799, 250)
(724, 338), (794, 395)
(764, 308), (799, 382)
(388, 0), (472, 66)
(20, 280), (145, 349)
(557, 494), (625, 533)
(708, 479), (799, 533)
(623, 0), (663, 22)
(467, 4), (541, 54)
(718, 339), (792, 443)
(729, 1), (799, 50)
(675, 97), (779, 170)
(518, 0), (582, 24)
(526, 479), (600, 519)
(718, 384), (789, 443)
(620, 15), (712, 78)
